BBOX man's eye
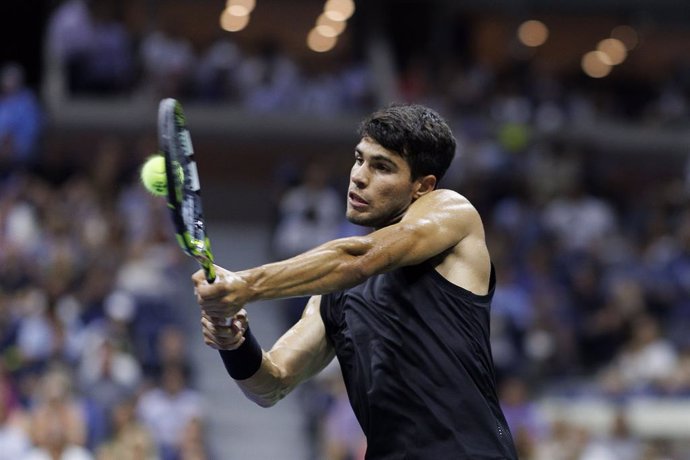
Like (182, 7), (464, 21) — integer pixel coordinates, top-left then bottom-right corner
(354, 156), (363, 164)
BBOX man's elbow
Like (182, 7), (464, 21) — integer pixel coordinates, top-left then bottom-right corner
(240, 388), (281, 408)
(250, 395), (280, 408)
(238, 382), (292, 408)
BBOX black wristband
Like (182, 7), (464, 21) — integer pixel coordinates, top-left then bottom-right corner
(218, 327), (263, 380)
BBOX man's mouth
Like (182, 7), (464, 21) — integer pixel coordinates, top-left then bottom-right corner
(348, 191), (369, 209)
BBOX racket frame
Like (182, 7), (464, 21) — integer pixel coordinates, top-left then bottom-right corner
(158, 98), (216, 283)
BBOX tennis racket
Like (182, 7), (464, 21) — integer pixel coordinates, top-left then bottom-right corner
(158, 98), (216, 283)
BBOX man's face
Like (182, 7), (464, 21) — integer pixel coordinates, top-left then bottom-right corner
(346, 137), (418, 228)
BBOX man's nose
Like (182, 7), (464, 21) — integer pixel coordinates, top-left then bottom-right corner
(350, 166), (368, 188)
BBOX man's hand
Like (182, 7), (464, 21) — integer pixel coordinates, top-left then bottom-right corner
(200, 308), (248, 350)
(193, 266), (254, 350)
(193, 265), (251, 319)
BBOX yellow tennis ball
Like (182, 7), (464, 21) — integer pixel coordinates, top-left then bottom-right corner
(140, 155), (168, 197)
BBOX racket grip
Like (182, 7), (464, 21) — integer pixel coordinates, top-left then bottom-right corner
(203, 261), (216, 283)
(201, 263), (231, 325)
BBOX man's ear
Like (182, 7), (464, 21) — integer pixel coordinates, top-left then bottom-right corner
(413, 174), (437, 199)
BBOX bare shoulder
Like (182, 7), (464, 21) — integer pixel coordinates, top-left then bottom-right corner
(416, 189), (473, 208)
(407, 189), (482, 226)
(418, 188), (466, 204)
(354, 190), (485, 273)
(424, 191), (491, 294)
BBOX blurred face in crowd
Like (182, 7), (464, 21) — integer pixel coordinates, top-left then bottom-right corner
(0, 64), (22, 94)
(162, 365), (186, 395)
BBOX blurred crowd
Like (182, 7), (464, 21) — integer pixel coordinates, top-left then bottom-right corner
(45, 0), (690, 127)
(461, 138), (690, 459)
(46, 0), (374, 115)
(2, 0), (690, 459)
(0, 109), (208, 458)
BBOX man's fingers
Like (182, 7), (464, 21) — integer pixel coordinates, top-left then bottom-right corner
(234, 308), (248, 322)
(201, 312), (246, 331)
(201, 315), (233, 331)
(201, 315), (246, 350)
(196, 296), (234, 309)
(201, 312), (224, 323)
(195, 281), (230, 301)
(198, 302), (239, 318)
(202, 326), (245, 350)
(192, 266), (229, 299)
(200, 311), (243, 333)
(192, 269), (206, 283)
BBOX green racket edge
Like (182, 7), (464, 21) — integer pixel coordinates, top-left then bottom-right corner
(175, 232), (216, 283)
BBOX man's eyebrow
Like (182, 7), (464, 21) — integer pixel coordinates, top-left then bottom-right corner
(356, 148), (396, 164)
(369, 154), (397, 166)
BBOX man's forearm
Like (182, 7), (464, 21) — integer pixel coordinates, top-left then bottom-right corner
(217, 329), (292, 408)
(234, 354), (295, 407)
(238, 237), (373, 302)
(225, 299), (334, 408)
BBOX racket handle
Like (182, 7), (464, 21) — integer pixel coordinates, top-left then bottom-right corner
(202, 262), (232, 325)
(202, 261), (216, 284)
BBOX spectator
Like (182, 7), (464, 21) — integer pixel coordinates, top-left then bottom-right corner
(45, 0), (95, 93)
(533, 419), (589, 460)
(0, 63), (43, 176)
(140, 21), (196, 99)
(194, 37), (243, 103)
(0, 368), (30, 460)
(542, 175), (618, 254)
(77, 320), (142, 449)
(271, 159), (344, 326)
(271, 159), (343, 260)
(322, 384), (366, 460)
(136, 363), (204, 460)
(600, 313), (678, 395)
(659, 347), (690, 396)
(70, 2), (134, 95)
(578, 410), (642, 460)
(142, 324), (192, 383)
(178, 416), (209, 460)
(238, 40), (300, 113)
(499, 376), (546, 459)
(311, 362), (366, 460)
(95, 397), (157, 460)
(25, 365), (90, 459)
(14, 288), (57, 368)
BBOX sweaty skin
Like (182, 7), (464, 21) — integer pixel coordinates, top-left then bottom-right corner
(193, 137), (490, 407)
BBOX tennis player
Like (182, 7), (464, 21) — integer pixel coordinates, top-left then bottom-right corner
(193, 104), (518, 459)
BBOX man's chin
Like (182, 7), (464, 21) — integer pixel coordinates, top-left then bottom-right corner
(346, 212), (373, 227)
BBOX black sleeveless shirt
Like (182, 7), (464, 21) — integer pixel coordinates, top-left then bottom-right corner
(320, 262), (518, 459)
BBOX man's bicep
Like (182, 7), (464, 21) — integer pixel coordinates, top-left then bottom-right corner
(267, 295), (335, 384)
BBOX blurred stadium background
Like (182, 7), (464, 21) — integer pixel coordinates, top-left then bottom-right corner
(2, 0), (690, 459)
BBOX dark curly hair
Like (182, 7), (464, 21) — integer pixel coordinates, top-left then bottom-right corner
(358, 104), (456, 183)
